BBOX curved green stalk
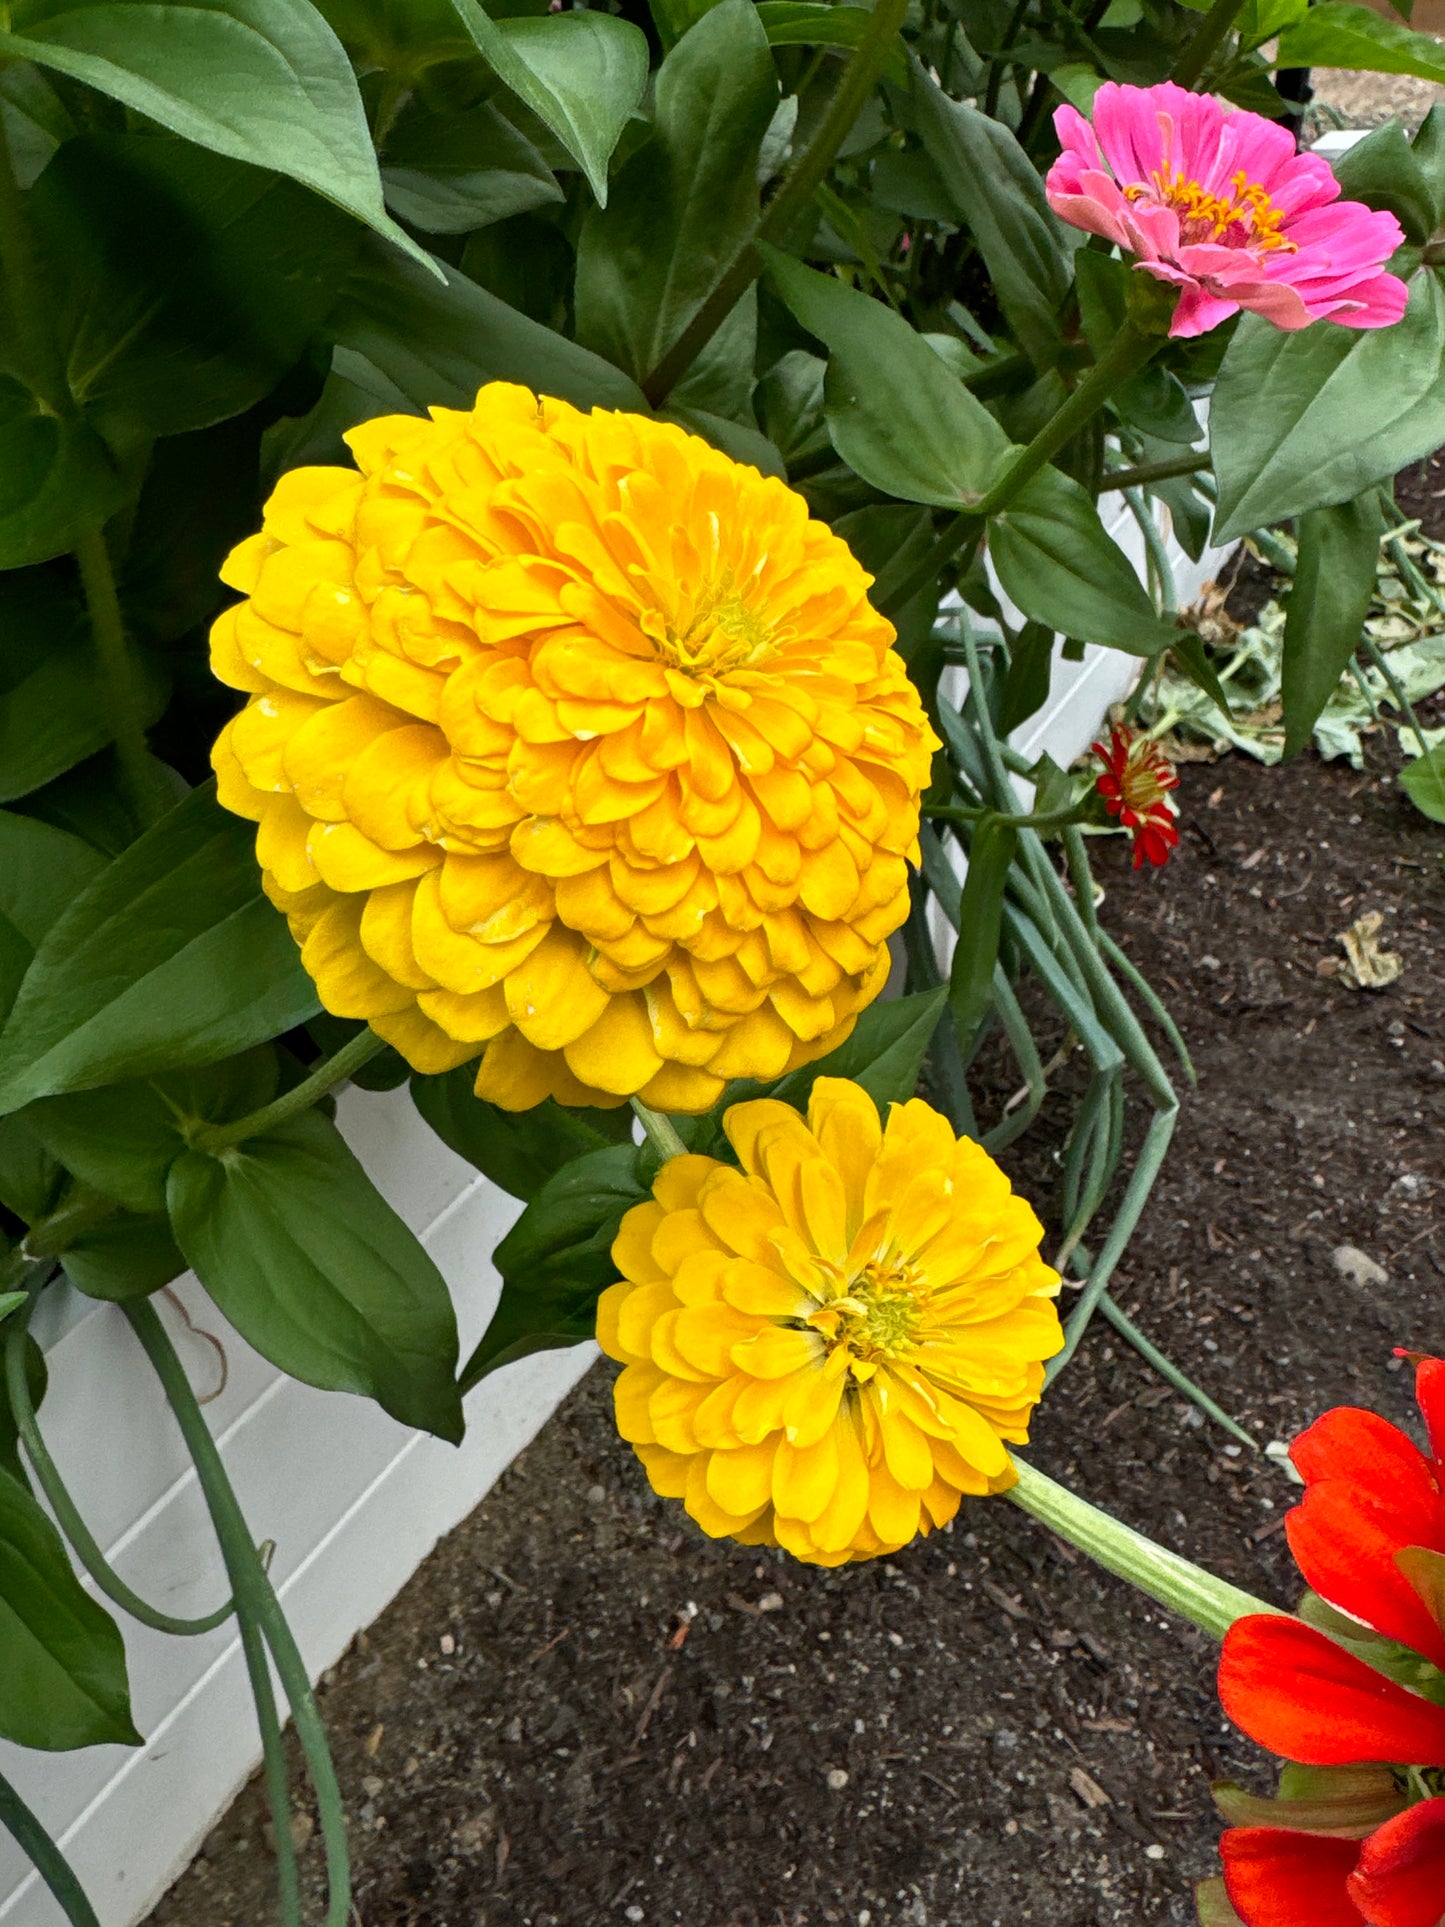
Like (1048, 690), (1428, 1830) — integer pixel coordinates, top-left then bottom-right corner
(4, 1299), (235, 1637)
(0, 1768), (102, 1927)
(631, 1098), (689, 1162)
(124, 1301), (351, 1927)
(236, 1609), (303, 1925)
(1007, 1455), (1277, 1638)
(193, 1030), (388, 1154)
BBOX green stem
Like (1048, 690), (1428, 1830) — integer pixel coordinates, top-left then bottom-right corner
(73, 529), (164, 829)
(631, 1098), (689, 1162)
(21, 1187), (118, 1263)
(193, 1030), (387, 1154)
(0, 1767), (102, 1927)
(4, 1296), (235, 1637)
(237, 1609), (303, 1926)
(640, 0), (912, 405)
(878, 320), (1163, 619)
(983, 0), (1033, 117)
(1095, 1290), (1258, 1452)
(1100, 452), (1211, 492)
(927, 802), (1086, 833)
(1007, 1455), (1278, 1638)
(1362, 635), (1434, 764)
(1173, 0), (1251, 88)
(124, 1300), (351, 1927)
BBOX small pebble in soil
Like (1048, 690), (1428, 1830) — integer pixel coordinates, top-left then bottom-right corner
(1332, 1245), (1389, 1290)
(826, 1768), (849, 1791)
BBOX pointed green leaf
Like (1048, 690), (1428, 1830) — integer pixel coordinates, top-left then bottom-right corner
(0, 383), (124, 570)
(168, 1110), (464, 1440)
(1400, 742), (1445, 823)
(0, 783), (319, 1115)
(911, 76), (1070, 369)
(447, 0), (647, 206)
(766, 250), (1016, 505)
(1276, 1), (1445, 80)
(1281, 492), (1385, 759)
(0, 1466), (139, 1750)
(1211, 270), (1445, 540)
(0, 0), (432, 270)
(990, 467), (1181, 654)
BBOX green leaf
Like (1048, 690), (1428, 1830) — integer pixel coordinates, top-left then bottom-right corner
(575, 0), (778, 403)
(0, 0), (432, 270)
(766, 250), (1016, 506)
(410, 1070), (622, 1203)
(1276, 0), (1445, 79)
(0, 1465), (139, 1750)
(62, 1210), (186, 1301)
(168, 1110), (464, 1440)
(381, 98), (561, 234)
(458, 1141), (646, 1391)
(755, 2), (908, 82)
(1211, 271), (1445, 540)
(949, 819), (1017, 1054)
(911, 76), (1069, 370)
(1169, 632), (1233, 724)
(1401, 742), (1445, 822)
(1281, 491), (1385, 759)
(29, 133), (358, 441)
(0, 1116), (64, 1223)
(0, 1294), (27, 1325)
(26, 1050), (279, 1215)
(0, 782), (319, 1115)
(0, 809), (106, 1019)
(330, 235), (648, 415)
(998, 621), (1056, 734)
(0, 382), (124, 569)
(832, 503), (939, 658)
(446, 0), (648, 206)
(0, 61), (74, 188)
(0, 636), (164, 808)
(989, 467), (1181, 654)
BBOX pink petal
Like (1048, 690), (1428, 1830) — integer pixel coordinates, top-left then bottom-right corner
(1168, 283), (1239, 338)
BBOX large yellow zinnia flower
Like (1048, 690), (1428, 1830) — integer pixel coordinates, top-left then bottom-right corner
(597, 1078), (1064, 1565)
(209, 384), (938, 1111)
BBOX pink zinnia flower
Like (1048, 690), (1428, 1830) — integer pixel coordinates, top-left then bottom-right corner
(1045, 81), (1409, 339)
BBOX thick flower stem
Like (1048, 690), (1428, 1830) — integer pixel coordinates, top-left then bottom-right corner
(1172, 0), (1252, 88)
(1100, 451), (1211, 492)
(1006, 1456), (1279, 1638)
(640, 0), (913, 405)
(4, 1293), (236, 1636)
(0, 1767), (102, 1927)
(631, 1098), (690, 1162)
(73, 529), (166, 830)
(124, 1300), (351, 1927)
(192, 1029), (388, 1155)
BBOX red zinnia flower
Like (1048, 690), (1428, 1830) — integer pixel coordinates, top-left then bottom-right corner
(1091, 723), (1179, 868)
(1203, 1355), (1445, 1927)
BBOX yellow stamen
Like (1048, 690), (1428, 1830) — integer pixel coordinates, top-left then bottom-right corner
(1124, 166), (1296, 253)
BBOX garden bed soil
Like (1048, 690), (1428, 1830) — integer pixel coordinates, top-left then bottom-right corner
(149, 682), (1443, 1927)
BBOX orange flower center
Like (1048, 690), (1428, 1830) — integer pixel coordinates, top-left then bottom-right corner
(1118, 754), (1174, 816)
(1125, 167), (1296, 252)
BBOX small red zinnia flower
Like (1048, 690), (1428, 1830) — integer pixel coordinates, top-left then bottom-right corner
(1092, 723), (1179, 868)
(1202, 1355), (1445, 1927)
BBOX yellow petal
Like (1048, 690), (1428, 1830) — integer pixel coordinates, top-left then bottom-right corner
(562, 993), (663, 1097)
(503, 922), (611, 1051)
(772, 1427), (839, 1524)
(370, 1004), (478, 1073)
(303, 895), (414, 1018)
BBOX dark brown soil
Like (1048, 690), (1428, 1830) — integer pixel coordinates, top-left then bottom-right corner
(150, 730), (1443, 1927)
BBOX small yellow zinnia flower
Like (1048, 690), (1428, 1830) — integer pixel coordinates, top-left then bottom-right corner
(209, 383), (938, 1111)
(597, 1078), (1064, 1565)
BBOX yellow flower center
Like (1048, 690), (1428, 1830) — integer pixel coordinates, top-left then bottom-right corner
(1125, 167), (1296, 253)
(649, 572), (779, 678)
(806, 1258), (925, 1379)
(1119, 757), (1173, 814)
